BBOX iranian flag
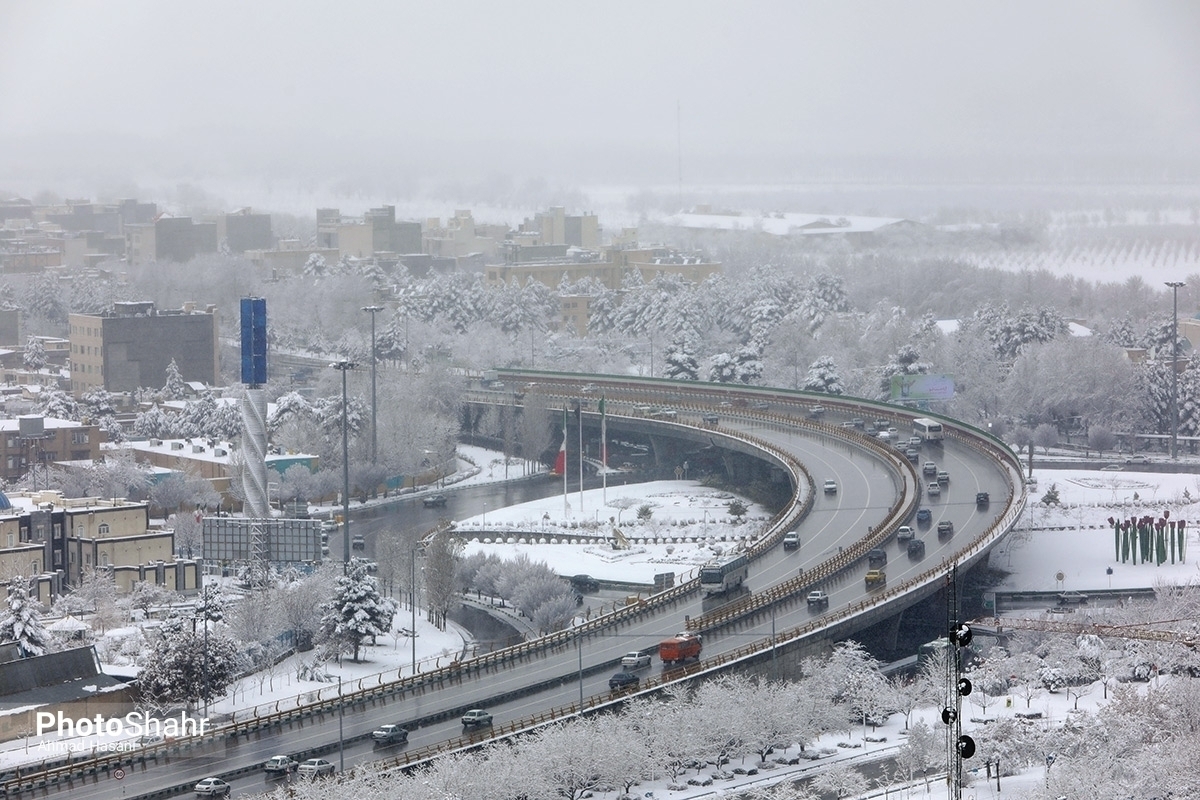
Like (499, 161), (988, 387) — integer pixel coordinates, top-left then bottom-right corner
(551, 407), (567, 476)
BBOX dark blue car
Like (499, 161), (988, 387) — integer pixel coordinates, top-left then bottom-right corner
(916, 508), (932, 524)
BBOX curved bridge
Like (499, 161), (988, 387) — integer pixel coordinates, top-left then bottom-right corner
(4, 373), (1027, 799)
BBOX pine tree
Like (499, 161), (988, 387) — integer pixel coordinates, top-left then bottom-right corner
(0, 578), (53, 657)
(22, 336), (46, 371)
(663, 341), (700, 381)
(138, 611), (243, 710)
(804, 356), (845, 395)
(319, 559), (396, 662)
(163, 359), (187, 400)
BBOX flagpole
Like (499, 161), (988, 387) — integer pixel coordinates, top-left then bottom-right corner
(600, 396), (607, 505)
(562, 406), (569, 518)
(577, 403), (584, 513)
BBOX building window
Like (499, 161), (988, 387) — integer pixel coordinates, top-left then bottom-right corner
(72, 431), (88, 445)
(5, 533), (12, 548)
(98, 523), (110, 535)
(100, 552), (108, 567)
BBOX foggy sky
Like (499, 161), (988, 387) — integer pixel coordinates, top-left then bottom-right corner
(2, 0), (1199, 195)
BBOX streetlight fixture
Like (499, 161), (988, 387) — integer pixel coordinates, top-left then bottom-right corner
(1166, 281), (1186, 460)
(361, 305), (383, 463)
(331, 360), (357, 571)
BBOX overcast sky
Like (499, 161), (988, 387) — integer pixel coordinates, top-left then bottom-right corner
(2, 0), (1198, 199)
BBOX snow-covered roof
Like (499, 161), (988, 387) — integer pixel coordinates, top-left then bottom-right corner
(661, 211), (914, 237)
(935, 319), (1092, 337)
(0, 416), (83, 432)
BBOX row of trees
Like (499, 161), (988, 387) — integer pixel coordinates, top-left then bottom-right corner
(238, 602), (1200, 800)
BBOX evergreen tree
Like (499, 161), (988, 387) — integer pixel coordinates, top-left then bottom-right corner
(22, 336), (46, 371)
(319, 559), (396, 662)
(164, 359), (187, 401)
(138, 611), (243, 710)
(663, 341), (700, 381)
(804, 356), (845, 395)
(132, 404), (174, 439)
(37, 388), (79, 421)
(0, 578), (53, 657)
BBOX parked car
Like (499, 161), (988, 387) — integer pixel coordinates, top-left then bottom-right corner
(422, 494), (448, 508)
(1058, 591), (1089, 605)
(806, 590), (829, 608)
(194, 778), (231, 796)
(896, 525), (915, 542)
(371, 724), (409, 745)
(916, 508), (933, 524)
(461, 709), (493, 727)
(263, 755), (299, 775)
(927, 482), (942, 497)
(937, 521), (955, 537)
(923, 461), (938, 476)
(569, 574), (600, 593)
(621, 649), (653, 668)
(823, 480), (838, 494)
(976, 492), (990, 506)
(782, 530), (801, 550)
(609, 671), (640, 690)
(297, 758), (335, 779)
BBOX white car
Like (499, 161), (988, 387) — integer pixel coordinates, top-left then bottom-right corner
(823, 480), (838, 494)
(297, 758), (335, 779)
(621, 650), (653, 668)
(896, 526), (915, 542)
(194, 778), (231, 797)
(927, 482), (941, 497)
(782, 531), (801, 550)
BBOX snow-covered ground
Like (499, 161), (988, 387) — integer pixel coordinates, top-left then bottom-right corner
(7, 447), (1200, 799)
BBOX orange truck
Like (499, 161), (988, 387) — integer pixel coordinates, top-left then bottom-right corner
(658, 633), (702, 664)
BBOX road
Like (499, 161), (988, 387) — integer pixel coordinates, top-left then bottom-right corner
(30, 376), (1020, 799)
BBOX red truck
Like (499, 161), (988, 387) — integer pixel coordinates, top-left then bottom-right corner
(658, 633), (702, 664)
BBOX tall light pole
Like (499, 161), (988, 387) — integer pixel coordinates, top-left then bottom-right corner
(361, 305), (383, 463)
(332, 360), (356, 570)
(1166, 281), (1186, 460)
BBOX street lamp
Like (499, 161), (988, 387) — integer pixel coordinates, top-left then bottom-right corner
(331, 360), (357, 571)
(1166, 281), (1186, 460)
(362, 305), (383, 463)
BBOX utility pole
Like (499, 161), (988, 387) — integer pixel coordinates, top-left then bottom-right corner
(331, 360), (356, 571)
(1166, 281), (1186, 460)
(362, 305), (383, 463)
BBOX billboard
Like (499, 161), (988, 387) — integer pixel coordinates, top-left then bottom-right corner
(203, 517), (322, 563)
(889, 374), (955, 402)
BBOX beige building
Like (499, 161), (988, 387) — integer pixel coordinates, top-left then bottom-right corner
(423, 210), (505, 260)
(485, 246), (721, 293)
(69, 302), (220, 395)
(0, 490), (197, 597)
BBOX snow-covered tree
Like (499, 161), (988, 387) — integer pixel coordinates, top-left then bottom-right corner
(663, 340), (700, 381)
(302, 252), (329, 279)
(132, 404), (173, 439)
(0, 578), (52, 657)
(36, 388), (79, 420)
(163, 358), (187, 401)
(319, 558), (396, 661)
(138, 612), (243, 711)
(803, 356), (845, 394)
(22, 336), (46, 371)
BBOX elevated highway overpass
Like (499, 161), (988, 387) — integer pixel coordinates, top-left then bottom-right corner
(8, 372), (1026, 799)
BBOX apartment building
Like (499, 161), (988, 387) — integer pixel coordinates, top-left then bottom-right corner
(317, 205), (421, 261)
(0, 489), (197, 596)
(69, 302), (219, 394)
(219, 207), (273, 252)
(0, 415), (101, 483)
(124, 214), (218, 265)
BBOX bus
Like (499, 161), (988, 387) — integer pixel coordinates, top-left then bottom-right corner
(912, 417), (944, 443)
(699, 553), (749, 595)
